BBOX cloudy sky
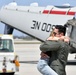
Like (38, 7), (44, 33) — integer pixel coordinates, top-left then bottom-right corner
(0, 0), (76, 36)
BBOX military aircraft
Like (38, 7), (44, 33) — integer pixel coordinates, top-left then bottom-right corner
(0, 2), (76, 53)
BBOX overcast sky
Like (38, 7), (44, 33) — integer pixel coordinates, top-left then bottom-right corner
(0, 0), (76, 36)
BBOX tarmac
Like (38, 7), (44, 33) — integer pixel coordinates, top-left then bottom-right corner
(14, 40), (76, 75)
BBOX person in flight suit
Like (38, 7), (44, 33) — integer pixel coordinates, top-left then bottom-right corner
(37, 25), (75, 75)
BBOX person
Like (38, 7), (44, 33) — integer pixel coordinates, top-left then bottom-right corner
(37, 25), (74, 75)
(14, 55), (20, 72)
(10, 55), (20, 72)
(37, 29), (60, 75)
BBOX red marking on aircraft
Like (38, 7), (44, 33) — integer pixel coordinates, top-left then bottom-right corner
(43, 10), (75, 15)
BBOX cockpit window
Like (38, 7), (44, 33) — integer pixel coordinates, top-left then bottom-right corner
(0, 39), (14, 52)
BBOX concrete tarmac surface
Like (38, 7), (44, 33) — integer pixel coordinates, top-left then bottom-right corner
(14, 41), (76, 75)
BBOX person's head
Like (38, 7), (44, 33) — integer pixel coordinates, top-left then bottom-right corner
(53, 25), (66, 37)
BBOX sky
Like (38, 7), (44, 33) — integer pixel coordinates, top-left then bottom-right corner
(0, 0), (76, 36)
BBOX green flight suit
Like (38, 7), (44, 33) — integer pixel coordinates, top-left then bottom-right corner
(40, 40), (72, 75)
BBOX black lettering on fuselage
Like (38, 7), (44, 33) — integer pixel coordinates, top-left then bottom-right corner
(46, 24), (51, 32)
(31, 20), (55, 32)
(41, 23), (47, 31)
(31, 20), (41, 30)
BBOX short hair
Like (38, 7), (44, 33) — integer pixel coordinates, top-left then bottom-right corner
(55, 25), (66, 35)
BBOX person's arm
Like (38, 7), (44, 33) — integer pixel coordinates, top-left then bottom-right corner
(40, 40), (60, 52)
(58, 36), (76, 53)
(69, 39), (76, 53)
(62, 36), (76, 53)
(69, 39), (76, 47)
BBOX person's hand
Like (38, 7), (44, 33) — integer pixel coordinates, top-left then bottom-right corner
(59, 36), (65, 41)
(47, 36), (70, 43)
(60, 36), (70, 43)
(64, 36), (70, 43)
(40, 52), (49, 59)
(47, 36), (59, 41)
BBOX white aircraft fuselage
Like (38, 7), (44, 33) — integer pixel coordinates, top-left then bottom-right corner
(0, 2), (76, 41)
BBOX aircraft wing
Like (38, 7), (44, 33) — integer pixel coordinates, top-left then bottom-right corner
(0, 2), (75, 41)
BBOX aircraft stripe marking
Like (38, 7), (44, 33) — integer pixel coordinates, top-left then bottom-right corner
(50, 10), (66, 15)
(43, 10), (49, 14)
(43, 10), (75, 15)
(67, 11), (75, 15)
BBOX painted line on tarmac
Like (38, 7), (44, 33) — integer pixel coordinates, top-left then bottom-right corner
(19, 61), (38, 64)
(19, 60), (76, 65)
